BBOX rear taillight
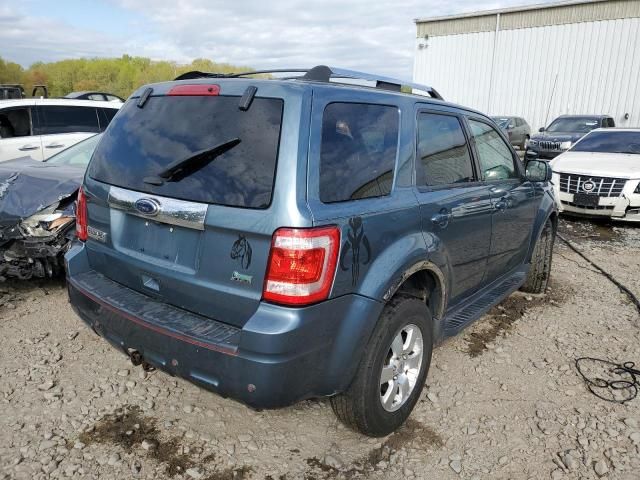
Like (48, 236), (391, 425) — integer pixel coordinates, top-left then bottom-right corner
(263, 226), (340, 306)
(75, 186), (88, 241)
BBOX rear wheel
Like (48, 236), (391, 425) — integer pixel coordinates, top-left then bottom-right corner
(521, 218), (554, 293)
(330, 296), (433, 437)
(520, 134), (530, 150)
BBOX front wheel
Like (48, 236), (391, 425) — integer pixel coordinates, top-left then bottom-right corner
(330, 296), (433, 437)
(521, 218), (555, 293)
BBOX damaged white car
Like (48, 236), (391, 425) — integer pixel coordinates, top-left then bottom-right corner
(0, 134), (101, 279)
(551, 128), (640, 222)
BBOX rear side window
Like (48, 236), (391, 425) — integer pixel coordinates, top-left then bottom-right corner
(416, 113), (474, 187)
(37, 106), (100, 134)
(320, 103), (398, 203)
(469, 119), (518, 181)
(0, 108), (32, 138)
(89, 95), (283, 208)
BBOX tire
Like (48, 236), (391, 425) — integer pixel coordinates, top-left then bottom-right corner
(521, 218), (554, 294)
(520, 134), (529, 150)
(330, 295), (433, 437)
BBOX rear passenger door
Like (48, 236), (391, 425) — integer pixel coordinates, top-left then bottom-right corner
(467, 117), (538, 284)
(35, 105), (100, 159)
(414, 109), (494, 305)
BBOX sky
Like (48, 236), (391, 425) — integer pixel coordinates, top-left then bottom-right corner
(1, 0), (559, 78)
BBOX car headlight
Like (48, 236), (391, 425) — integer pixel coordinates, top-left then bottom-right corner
(560, 141), (573, 150)
(527, 140), (537, 148)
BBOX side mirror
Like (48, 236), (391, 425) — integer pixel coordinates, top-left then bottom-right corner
(538, 127), (545, 132)
(525, 160), (552, 182)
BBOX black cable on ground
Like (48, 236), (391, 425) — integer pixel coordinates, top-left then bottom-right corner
(575, 357), (639, 404)
(556, 232), (640, 316)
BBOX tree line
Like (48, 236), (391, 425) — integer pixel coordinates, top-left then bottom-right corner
(0, 56), (251, 99)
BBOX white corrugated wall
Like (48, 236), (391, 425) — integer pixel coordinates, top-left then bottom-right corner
(413, 17), (640, 130)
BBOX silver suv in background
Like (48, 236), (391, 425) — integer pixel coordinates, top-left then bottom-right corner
(492, 116), (530, 149)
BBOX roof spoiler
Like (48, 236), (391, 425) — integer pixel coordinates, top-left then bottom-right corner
(173, 65), (443, 100)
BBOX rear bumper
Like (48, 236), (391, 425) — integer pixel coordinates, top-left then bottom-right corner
(65, 242), (383, 409)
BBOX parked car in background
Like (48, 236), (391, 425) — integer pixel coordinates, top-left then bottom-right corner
(526, 115), (615, 160)
(64, 91), (125, 102)
(0, 85), (48, 100)
(0, 99), (120, 162)
(551, 128), (640, 222)
(66, 65), (557, 437)
(0, 85), (25, 100)
(0, 134), (101, 280)
(492, 116), (530, 149)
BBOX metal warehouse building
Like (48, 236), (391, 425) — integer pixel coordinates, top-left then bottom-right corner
(413, 0), (640, 130)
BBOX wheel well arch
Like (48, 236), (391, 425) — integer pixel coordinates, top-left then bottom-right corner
(548, 211), (558, 231)
(383, 262), (447, 320)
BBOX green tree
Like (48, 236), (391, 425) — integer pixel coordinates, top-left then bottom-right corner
(0, 56), (253, 99)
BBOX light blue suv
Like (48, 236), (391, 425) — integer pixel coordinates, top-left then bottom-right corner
(66, 66), (557, 436)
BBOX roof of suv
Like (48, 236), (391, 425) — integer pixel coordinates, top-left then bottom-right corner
(130, 65), (489, 120)
(0, 98), (122, 108)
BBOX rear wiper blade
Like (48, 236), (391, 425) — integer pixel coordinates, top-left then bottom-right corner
(143, 138), (241, 186)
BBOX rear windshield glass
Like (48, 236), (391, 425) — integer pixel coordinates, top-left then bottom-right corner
(320, 102), (399, 203)
(88, 95), (284, 208)
(572, 131), (640, 154)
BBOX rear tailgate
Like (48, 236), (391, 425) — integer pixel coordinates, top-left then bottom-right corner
(82, 82), (294, 328)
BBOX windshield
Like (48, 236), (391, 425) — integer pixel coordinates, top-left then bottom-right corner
(572, 131), (640, 154)
(45, 134), (101, 167)
(547, 117), (600, 133)
(492, 117), (510, 128)
(88, 95), (283, 209)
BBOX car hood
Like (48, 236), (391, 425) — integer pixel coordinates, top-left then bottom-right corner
(531, 132), (585, 143)
(550, 151), (640, 179)
(0, 157), (85, 226)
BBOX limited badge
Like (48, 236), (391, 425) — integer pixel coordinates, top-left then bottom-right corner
(87, 226), (107, 242)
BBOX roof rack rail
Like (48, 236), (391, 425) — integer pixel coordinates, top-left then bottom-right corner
(173, 66), (443, 100)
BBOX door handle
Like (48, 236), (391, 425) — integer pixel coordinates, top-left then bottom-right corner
(494, 200), (508, 212)
(18, 145), (40, 151)
(45, 143), (65, 149)
(494, 194), (513, 211)
(431, 210), (452, 228)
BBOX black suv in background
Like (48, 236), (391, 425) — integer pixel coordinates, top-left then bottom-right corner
(526, 115), (615, 160)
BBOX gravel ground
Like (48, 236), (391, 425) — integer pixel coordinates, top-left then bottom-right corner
(1, 217), (639, 480)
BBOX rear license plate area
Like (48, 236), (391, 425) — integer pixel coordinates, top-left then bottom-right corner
(112, 212), (201, 269)
(573, 193), (600, 207)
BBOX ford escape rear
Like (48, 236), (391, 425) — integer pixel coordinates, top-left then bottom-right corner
(66, 66), (557, 436)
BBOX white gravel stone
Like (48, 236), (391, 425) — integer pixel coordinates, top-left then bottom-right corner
(37, 381), (54, 391)
(594, 459), (609, 477)
(186, 467), (204, 479)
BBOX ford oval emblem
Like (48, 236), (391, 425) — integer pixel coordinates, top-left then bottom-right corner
(134, 198), (160, 216)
